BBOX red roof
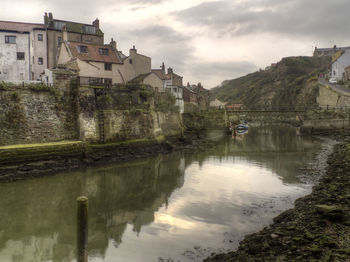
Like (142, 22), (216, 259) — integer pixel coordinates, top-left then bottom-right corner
(0, 20), (44, 32)
(151, 69), (171, 80)
(67, 42), (122, 64)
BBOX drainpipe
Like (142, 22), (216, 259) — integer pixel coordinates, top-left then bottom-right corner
(28, 32), (31, 80)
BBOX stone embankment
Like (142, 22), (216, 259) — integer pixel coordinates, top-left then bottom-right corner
(205, 134), (350, 262)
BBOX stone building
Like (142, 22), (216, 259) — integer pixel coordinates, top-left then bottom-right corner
(0, 21), (47, 81)
(44, 12), (104, 69)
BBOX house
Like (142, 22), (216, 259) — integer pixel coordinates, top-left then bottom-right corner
(44, 12), (104, 69)
(152, 63), (184, 113)
(119, 45), (152, 83)
(313, 45), (350, 57)
(0, 20), (47, 81)
(129, 72), (164, 91)
(226, 104), (243, 110)
(331, 48), (350, 81)
(344, 65), (350, 82)
(57, 34), (123, 85)
(210, 99), (225, 109)
(183, 85), (197, 104)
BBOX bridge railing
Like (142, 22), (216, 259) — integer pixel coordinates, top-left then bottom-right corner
(223, 104), (350, 112)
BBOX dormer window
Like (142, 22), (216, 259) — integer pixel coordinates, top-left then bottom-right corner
(84, 25), (96, 34)
(99, 48), (109, 55)
(78, 45), (88, 53)
(54, 21), (66, 30)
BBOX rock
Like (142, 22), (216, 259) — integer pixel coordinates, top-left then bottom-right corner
(315, 204), (344, 220)
(270, 233), (279, 239)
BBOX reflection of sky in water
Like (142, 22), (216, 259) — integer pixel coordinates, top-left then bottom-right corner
(0, 126), (322, 262)
(103, 157), (311, 262)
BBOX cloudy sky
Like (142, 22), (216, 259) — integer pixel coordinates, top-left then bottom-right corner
(1, 0), (349, 88)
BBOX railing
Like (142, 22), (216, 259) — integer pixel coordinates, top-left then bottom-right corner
(224, 104), (350, 112)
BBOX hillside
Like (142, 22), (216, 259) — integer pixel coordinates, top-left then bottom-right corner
(211, 56), (331, 109)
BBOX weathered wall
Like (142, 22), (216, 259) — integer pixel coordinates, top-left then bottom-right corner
(0, 32), (30, 81)
(77, 84), (182, 143)
(0, 69), (79, 146)
(317, 85), (350, 107)
(31, 29), (47, 80)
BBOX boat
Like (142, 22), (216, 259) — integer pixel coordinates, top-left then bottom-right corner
(236, 123), (248, 130)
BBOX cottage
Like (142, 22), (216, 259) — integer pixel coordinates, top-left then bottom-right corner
(119, 45), (152, 83)
(210, 99), (225, 109)
(313, 45), (349, 57)
(331, 48), (350, 81)
(129, 72), (164, 91)
(57, 34), (123, 85)
(0, 20), (47, 81)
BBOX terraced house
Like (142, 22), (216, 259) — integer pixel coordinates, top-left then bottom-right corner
(0, 20), (47, 81)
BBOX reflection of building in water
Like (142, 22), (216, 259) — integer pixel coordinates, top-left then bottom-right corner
(0, 153), (186, 262)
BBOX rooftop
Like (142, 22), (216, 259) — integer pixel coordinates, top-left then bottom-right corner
(67, 42), (122, 64)
(0, 20), (44, 33)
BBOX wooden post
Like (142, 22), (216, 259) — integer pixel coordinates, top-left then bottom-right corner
(77, 196), (88, 262)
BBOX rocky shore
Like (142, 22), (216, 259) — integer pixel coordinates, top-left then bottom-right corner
(205, 137), (350, 262)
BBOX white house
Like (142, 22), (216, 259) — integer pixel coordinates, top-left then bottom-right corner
(152, 63), (184, 113)
(0, 21), (47, 81)
(331, 48), (350, 81)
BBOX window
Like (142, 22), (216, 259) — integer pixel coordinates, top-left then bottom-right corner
(129, 59), (133, 64)
(17, 52), (25, 60)
(77, 45), (88, 53)
(99, 48), (109, 55)
(54, 21), (66, 30)
(104, 63), (112, 71)
(38, 57), (43, 65)
(38, 34), (43, 41)
(84, 25), (96, 34)
(57, 36), (62, 47)
(5, 35), (16, 44)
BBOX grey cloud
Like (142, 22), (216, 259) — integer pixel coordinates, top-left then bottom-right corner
(173, 0), (350, 41)
(130, 25), (191, 43)
(185, 60), (258, 88)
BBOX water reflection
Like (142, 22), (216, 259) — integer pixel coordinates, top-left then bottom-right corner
(0, 126), (322, 262)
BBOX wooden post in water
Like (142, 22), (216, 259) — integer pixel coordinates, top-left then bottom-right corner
(77, 196), (88, 262)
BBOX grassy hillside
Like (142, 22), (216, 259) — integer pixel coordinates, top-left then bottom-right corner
(211, 56), (331, 109)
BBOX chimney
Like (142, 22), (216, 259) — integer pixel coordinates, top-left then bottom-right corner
(130, 45), (137, 56)
(110, 38), (117, 50)
(93, 18), (99, 29)
(167, 67), (173, 75)
(62, 25), (68, 42)
(49, 12), (53, 21)
(44, 12), (49, 26)
(161, 62), (165, 74)
(333, 44), (337, 50)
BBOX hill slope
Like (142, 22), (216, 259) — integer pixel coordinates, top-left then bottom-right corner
(211, 56), (330, 109)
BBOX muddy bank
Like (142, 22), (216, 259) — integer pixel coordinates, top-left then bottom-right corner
(205, 138), (350, 262)
(0, 131), (218, 182)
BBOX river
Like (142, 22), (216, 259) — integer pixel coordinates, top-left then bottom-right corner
(0, 125), (325, 262)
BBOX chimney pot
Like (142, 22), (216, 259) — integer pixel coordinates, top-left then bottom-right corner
(93, 18), (100, 29)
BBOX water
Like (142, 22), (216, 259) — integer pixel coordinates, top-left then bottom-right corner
(0, 126), (323, 262)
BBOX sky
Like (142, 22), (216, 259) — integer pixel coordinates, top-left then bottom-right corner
(1, 0), (350, 88)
